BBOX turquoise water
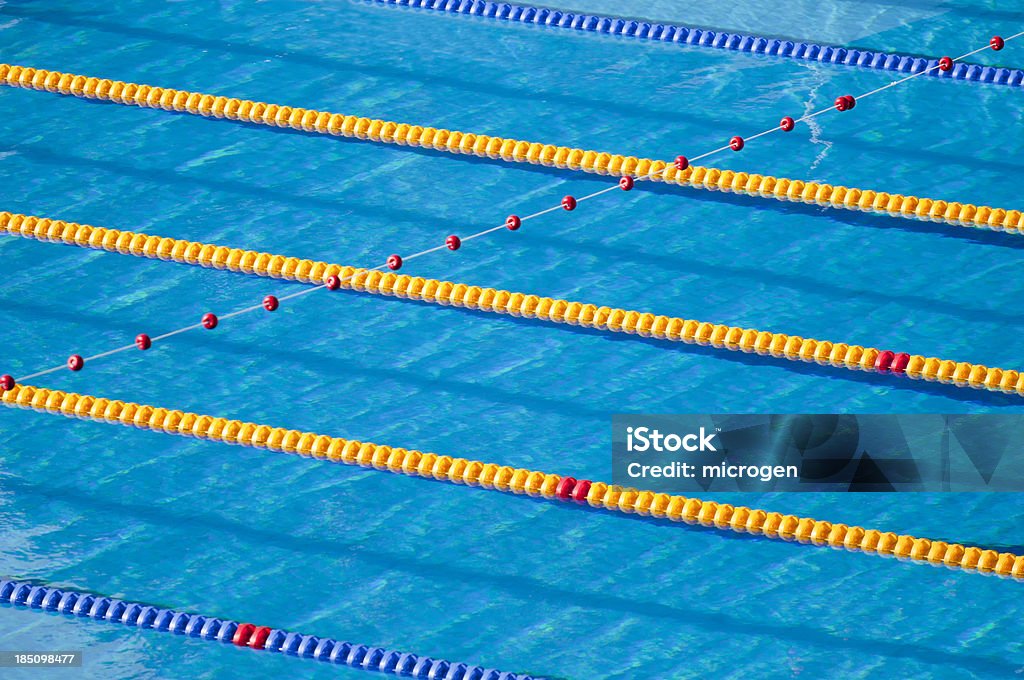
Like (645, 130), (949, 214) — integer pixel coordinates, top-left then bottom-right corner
(1, 1), (1024, 677)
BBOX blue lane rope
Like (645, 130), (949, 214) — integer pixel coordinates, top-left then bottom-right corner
(368, 0), (1024, 87)
(0, 579), (539, 679)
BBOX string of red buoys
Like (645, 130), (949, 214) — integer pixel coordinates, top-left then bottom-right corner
(670, 33), (1017, 172)
(0, 179), (631, 391)
(0, 32), (1019, 395)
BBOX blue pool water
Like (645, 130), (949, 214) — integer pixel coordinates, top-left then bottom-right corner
(2, 1), (1024, 677)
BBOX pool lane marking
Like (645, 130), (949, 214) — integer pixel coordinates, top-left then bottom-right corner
(0, 579), (540, 678)
(2, 381), (1022, 581)
(2, 52), (1023, 239)
(2, 210), (1020, 397)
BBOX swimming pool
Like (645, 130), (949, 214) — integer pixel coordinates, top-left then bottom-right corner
(1, 0), (1024, 677)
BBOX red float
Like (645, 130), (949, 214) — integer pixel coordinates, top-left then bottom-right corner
(555, 476), (577, 500)
(780, 116), (795, 132)
(571, 479), (592, 503)
(67, 354), (84, 372)
(505, 215), (521, 231)
(619, 176), (634, 191)
(387, 254), (403, 271)
(446, 235), (461, 251)
(201, 313), (218, 330)
(938, 56), (953, 72)
(991, 35), (1005, 51)
(325, 274), (341, 290)
(249, 626), (273, 649)
(262, 295), (279, 312)
(0, 375), (14, 391)
(674, 155), (689, 171)
(135, 333), (152, 350)
(562, 195), (577, 211)
(232, 623), (256, 647)
(874, 350), (896, 373)
(729, 135), (744, 151)
(891, 352), (911, 375)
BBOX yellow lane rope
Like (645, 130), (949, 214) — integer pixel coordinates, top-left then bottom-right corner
(1, 63), (1021, 232)
(2, 381), (1021, 580)
(3, 210), (1021, 395)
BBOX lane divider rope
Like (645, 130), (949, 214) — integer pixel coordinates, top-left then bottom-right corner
(2, 382), (1022, 580)
(2, 64), (1021, 233)
(2, 210), (1021, 397)
(368, 0), (1024, 88)
(0, 579), (538, 678)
